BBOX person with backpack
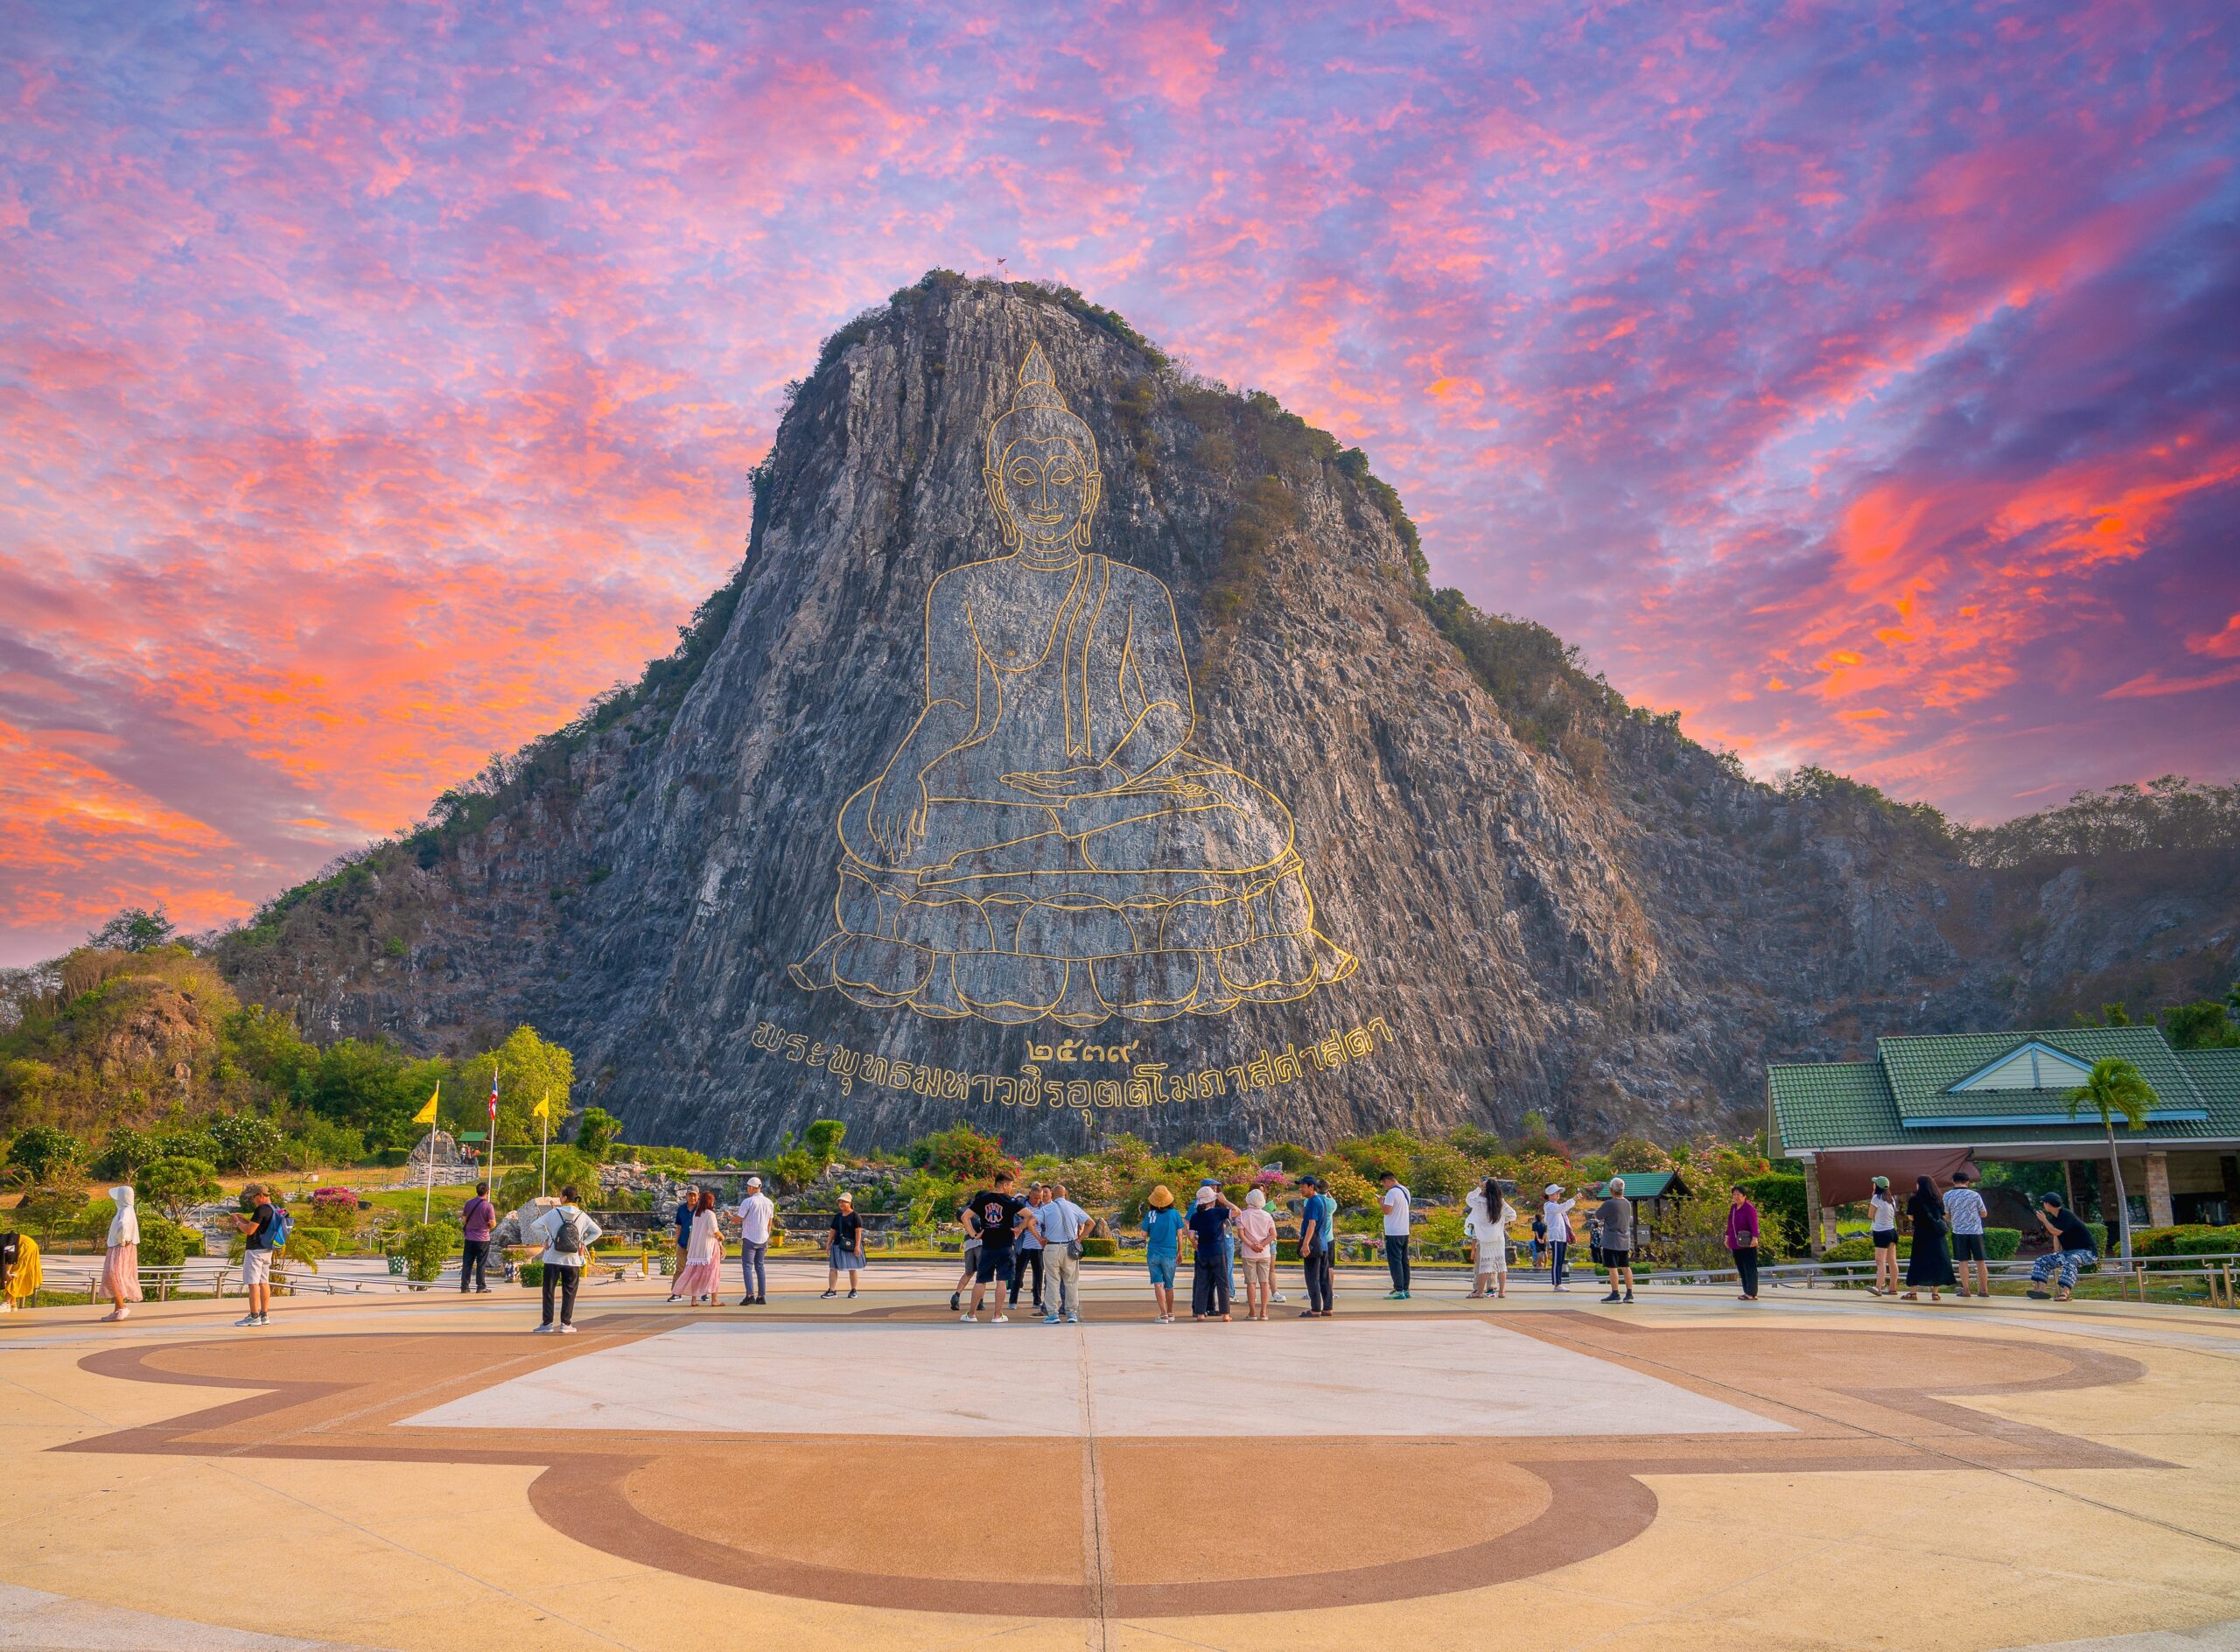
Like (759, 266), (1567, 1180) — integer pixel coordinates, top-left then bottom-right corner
(458, 1181), (497, 1294)
(231, 1185), (286, 1328)
(527, 1186), (604, 1333)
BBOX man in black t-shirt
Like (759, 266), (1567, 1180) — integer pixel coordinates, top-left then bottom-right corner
(962, 1171), (1025, 1323)
(2026, 1193), (2100, 1301)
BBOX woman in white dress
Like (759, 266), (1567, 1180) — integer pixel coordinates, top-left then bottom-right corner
(1464, 1178), (1516, 1299)
(99, 1186), (142, 1321)
(669, 1190), (724, 1306)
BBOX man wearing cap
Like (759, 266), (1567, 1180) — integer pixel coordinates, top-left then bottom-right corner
(962, 1171), (1026, 1323)
(1541, 1184), (1578, 1292)
(1378, 1171), (1412, 1298)
(2026, 1192), (2099, 1302)
(734, 1175), (774, 1306)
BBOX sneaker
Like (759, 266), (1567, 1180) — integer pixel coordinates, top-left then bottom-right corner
(1384, 1290), (1405, 1299)
(1063, 1314), (1080, 1324)
(960, 1312), (976, 1322)
(557, 1323), (579, 1334)
(1551, 1284), (1569, 1293)
(949, 1292), (962, 1312)
(1622, 1293), (1635, 1304)
(846, 1288), (858, 1298)
(665, 1294), (682, 1304)
(533, 1323), (556, 1334)
(1600, 1292), (1622, 1303)
(235, 1315), (261, 1327)
(991, 1313), (1010, 1324)
(737, 1298), (755, 1306)
(1043, 1314), (1062, 1325)
(820, 1290), (836, 1298)
(1271, 1292), (1287, 1302)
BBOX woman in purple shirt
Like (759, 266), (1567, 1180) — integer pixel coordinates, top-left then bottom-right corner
(1726, 1187), (1761, 1302)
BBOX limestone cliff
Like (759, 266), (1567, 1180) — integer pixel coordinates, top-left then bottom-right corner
(215, 274), (2240, 1152)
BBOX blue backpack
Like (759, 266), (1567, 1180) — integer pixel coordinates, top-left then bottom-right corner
(265, 1205), (292, 1250)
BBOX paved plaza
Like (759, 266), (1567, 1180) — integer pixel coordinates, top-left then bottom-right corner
(3, 1261), (2237, 1651)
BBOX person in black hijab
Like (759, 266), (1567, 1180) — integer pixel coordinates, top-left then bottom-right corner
(1900, 1174), (1956, 1300)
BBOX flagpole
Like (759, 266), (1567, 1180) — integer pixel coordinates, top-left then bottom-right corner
(540, 1093), (550, 1198)
(422, 1118), (436, 1224)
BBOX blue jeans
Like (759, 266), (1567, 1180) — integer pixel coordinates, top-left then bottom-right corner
(2031, 1248), (2096, 1290)
(1147, 1253), (1177, 1287)
(738, 1242), (766, 1298)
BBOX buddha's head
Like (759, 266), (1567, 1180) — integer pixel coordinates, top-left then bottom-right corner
(985, 344), (1102, 554)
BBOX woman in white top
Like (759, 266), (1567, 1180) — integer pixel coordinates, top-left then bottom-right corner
(1234, 1189), (1278, 1320)
(1541, 1185), (1578, 1292)
(1465, 1179), (1516, 1299)
(670, 1189), (724, 1306)
(1867, 1175), (1900, 1297)
(99, 1186), (142, 1322)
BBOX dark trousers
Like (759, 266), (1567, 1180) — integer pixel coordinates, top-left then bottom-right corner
(1192, 1250), (1230, 1317)
(739, 1242), (767, 1298)
(459, 1238), (489, 1292)
(1010, 1247), (1044, 1305)
(1549, 1241), (1570, 1286)
(1304, 1248), (1334, 1312)
(540, 1263), (581, 1326)
(1732, 1245), (1760, 1298)
(1383, 1236), (1411, 1292)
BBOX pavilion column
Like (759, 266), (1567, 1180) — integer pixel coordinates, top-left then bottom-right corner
(2144, 1152), (2174, 1229)
(1802, 1157), (1827, 1258)
(2096, 1158), (2121, 1224)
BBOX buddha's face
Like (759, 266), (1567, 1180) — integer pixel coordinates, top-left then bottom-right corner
(990, 435), (1098, 550)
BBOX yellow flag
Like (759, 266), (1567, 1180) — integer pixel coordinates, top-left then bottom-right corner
(531, 1088), (550, 1121)
(413, 1084), (439, 1125)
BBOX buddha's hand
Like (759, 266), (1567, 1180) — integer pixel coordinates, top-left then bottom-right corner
(1002, 763), (1124, 799)
(866, 772), (930, 860)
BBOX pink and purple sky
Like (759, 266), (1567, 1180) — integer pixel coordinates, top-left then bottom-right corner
(3, 1), (2236, 966)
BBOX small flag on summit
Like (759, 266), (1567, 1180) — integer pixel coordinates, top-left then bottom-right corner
(413, 1084), (439, 1126)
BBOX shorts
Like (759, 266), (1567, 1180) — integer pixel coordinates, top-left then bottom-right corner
(242, 1250), (274, 1286)
(1950, 1233), (1988, 1264)
(1241, 1256), (1272, 1286)
(1872, 1230), (1898, 1250)
(1600, 1249), (1631, 1269)
(976, 1245), (1012, 1284)
(1146, 1254), (1177, 1287)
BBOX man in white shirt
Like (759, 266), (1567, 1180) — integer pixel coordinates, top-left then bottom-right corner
(734, 1174), (775, 1306)
(524, 1186), (605, 1334)
(1378, 1172), (1412, 1299)
(1942, 1167), (1992, 1298)
(1035, 1182), (1091, 1324)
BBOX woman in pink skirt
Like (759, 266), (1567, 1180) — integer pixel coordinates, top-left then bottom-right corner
(99, 1185), (143, 1321)
(669, 1189), (724, 1305)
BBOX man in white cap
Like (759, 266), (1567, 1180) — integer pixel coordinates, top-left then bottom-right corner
(734, 1174), (775, 1306)
(1541, 1184), (1578, 1292)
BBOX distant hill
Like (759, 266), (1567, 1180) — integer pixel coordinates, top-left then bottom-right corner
(208, 272), (2240, 1152)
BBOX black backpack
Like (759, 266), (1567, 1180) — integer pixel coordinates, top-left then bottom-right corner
(551, 1207), (583, 1256)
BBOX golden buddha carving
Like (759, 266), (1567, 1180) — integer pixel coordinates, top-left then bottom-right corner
(790, 344), (1357, 1026)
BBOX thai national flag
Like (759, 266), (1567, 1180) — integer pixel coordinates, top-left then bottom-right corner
(488, 1068), (500, 1124)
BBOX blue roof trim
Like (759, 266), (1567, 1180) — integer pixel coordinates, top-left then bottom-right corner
(1903, 1110), (2208, 1128)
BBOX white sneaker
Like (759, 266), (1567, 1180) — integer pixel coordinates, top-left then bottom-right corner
(234, 1315), (260, 1328)
(991, 1313), (1010, 1324)
(1271, 1292), (1287, 1303)
(532, 1323), (556, 1334)
(959, 1313), (976, 1322)
(556, 1323), (579, 1334)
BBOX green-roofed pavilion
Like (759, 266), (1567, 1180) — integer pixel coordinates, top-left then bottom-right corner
(1768, 1026), (2240, 1253)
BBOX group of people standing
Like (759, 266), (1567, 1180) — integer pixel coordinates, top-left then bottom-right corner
(1866, 1167), (2099, 1303)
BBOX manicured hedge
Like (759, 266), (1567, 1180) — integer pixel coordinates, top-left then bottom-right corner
(1822, 1228), (2019, 1263)
(519, 1261), (544, 1287)
(2131, 1224), (2240, 1257)
(1080, 1236), (1117, 1259)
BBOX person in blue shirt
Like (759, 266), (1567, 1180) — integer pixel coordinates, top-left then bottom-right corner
(1297, 1175), (1338, 1318)
(667, 1195), (694, 1299)
(1141, 1185), (1184, 1323)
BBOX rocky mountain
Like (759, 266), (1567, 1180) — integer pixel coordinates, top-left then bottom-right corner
(214, 272), (2240, 1153)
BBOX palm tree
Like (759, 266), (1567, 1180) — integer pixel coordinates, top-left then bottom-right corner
(2065, 1057), (2155, 1260)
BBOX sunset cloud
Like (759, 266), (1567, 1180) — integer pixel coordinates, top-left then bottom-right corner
(2, 0), (2236, 962)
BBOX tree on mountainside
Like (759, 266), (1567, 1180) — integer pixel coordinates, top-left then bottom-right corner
(5, 1124), (83, 1186)
(86, 906), (177, 952)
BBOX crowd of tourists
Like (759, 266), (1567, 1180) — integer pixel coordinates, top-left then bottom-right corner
(4, 1160), (2110, 1330)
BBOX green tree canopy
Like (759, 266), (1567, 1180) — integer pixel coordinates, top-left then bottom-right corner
(136, 1156), (221, 1218)
(86, 906), (177, 951)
